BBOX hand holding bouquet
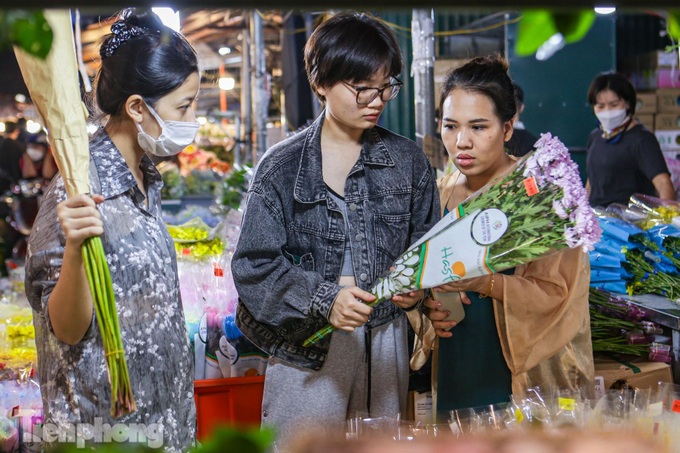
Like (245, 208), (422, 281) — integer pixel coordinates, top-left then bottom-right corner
(304, 134), (601, 347)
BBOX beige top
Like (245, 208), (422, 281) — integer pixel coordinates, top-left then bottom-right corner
(410, 171), (595, 405)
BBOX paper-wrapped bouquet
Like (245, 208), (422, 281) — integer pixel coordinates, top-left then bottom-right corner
(304, 133), (601, 347)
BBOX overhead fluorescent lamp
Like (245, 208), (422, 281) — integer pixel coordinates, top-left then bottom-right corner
(594, 6), (616, 14)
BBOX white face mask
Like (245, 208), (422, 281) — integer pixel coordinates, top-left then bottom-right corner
(26, 146), (45, 161)
(136, 102), (200, 157)
(595, 108), (628, 132)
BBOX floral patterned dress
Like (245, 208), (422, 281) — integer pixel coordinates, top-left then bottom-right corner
(25, 129), (195, 451)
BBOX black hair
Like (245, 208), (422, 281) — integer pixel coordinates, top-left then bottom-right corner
(439, 55), (517, 124)
(587, 72), (637, 116)
(513, 82), (525, 105)
(304, 12), (402, 102)
(95, 9), (198, 117)
(4, 121), (18, 135)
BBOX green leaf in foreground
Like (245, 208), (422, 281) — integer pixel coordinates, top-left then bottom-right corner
(4, 10), (53, 59)
(554, 10), (596, 44)
(515, 10), (556, 56)
(192, 426), (276, 453)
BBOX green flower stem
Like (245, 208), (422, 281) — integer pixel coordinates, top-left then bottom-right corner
(589, 287), (651, 358)
(82, 236), (136, 417)
(624, 249), (680, 300)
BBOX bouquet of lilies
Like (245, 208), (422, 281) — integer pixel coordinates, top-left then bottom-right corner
(304, 133), (601, 347)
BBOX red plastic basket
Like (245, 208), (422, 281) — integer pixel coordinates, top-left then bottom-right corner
(194, 375), (265, 440)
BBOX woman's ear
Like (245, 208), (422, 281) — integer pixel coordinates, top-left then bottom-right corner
(124, 95), (145, 123)
(503, 120), (514, 142)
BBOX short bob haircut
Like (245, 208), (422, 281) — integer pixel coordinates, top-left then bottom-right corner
(304, 12), (402, 102)
(95, 9), (198, 117)
(439, 54), (517, 124)
(587, 72), (637, 116)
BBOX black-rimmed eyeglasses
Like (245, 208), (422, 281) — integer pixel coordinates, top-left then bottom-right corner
(341, 77), (403, 106)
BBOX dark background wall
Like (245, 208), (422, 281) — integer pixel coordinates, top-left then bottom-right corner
(507, 16), (616, 181)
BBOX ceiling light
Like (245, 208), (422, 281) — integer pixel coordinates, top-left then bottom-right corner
(14, 94), (26, 103)
(26, 120), (42, 133)
(152, 7), (181, 31)
(219, 77), (235, 91)
(594, 6), (616, 14)
(218, 47), (231, 56)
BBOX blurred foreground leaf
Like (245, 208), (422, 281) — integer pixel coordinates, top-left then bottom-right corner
(515, 9), (595, 57)
(0, 10), (53, 59)
(193, 426), (276, 453)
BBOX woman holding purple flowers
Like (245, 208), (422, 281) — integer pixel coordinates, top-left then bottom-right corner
(420, 55), (595, 420)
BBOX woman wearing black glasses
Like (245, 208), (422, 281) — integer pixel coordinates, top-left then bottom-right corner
(231, 11), (439, 445)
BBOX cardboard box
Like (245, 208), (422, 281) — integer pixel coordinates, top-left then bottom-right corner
(662, 151), (680, 197)
(655, 129), (680, 151)
(656, 68), (680, 89)
(622, 50), (679, 72)
(636, 93), (657, 114)
(640, 50), (679, 69)
(657, 89), (680, 113)
(634, 113), (655, 131)
(405, 390), (434, 423)
(633, 71), (680, 90)
(594, 356), (673, 391)
(655, 113), (680, 131)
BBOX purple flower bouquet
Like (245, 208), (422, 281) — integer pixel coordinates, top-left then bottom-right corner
(304, 134), (601, 347)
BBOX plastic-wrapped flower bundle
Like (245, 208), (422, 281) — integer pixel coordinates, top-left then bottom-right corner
(588, 288), (669, 362)
(167, 217), (226, 259)
(305, 133), (601, 347)
(590, 213), (680, 301)
(628, 193), (680, 230)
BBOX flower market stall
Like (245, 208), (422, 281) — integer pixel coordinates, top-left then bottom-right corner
(4, 128), (680, 451)
(2, 6), (680, 452)
(587, 195), (680, 386)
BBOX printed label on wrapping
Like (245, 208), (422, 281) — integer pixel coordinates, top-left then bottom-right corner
(471, 208), (508, 246)
(416, 208), (506, 288)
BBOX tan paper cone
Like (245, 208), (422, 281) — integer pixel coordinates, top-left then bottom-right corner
(14, 9), (90, 197)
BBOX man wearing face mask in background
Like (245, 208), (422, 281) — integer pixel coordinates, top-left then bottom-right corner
(21, 132), (58, 181)
(585, 72), (675, 207)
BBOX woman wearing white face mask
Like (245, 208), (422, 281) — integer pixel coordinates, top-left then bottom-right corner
(585, 72), (675, 207)
(25, 9), (199, 451)
(21, 132), (58, 181)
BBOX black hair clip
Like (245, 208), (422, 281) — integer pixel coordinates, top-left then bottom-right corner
(100, 21), (147, 59)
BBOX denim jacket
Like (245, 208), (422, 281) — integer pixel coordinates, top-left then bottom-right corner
(231, 113), (440, 370)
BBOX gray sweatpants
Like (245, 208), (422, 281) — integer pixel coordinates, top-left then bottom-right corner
(262, 316), (409, 445)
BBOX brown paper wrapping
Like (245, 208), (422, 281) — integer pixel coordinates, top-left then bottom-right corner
(14, 9), (90, 197)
